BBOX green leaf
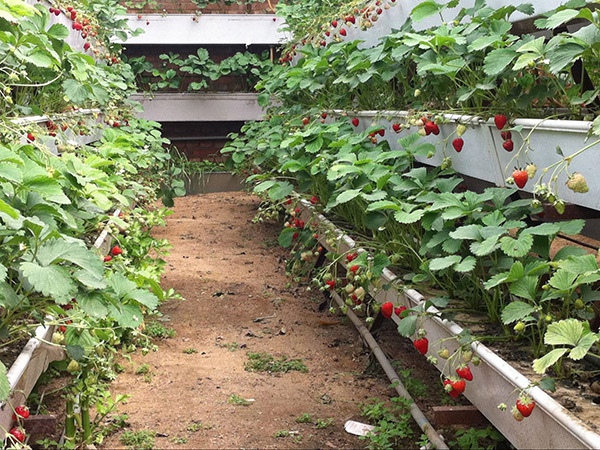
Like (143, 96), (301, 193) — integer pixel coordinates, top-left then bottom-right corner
(305, 136), (323, 153)
(470, 235), (500, 256)
(47, 23), (69, 40)
(19, 262), (75, 304)
(35, 239), (103, 279)
(366, 200), (401, 212)
(560, 254), (598, 275)
(393, 209), (424, 224)
(371, 254), (390, 277)
(484, 48), (517, 76)
(332, 189), (361, 206)
(109, 302), (144, 328)
(397, 314), (418, 337)
(521, 222), (561, 236)
(548, 269), (577, 291)
(429, 255), (461, 271)
(268, 182), (294, 200)
(0, 362), (8, 401)
(63, 78), (90, 104)
(533, 348), (568, 374)
(0, 282), (19, 308)
(278, 227), (295, 248)
(454, 256), (476, 273)
(501, 301), (536, 324)
(411, 0), (445, 22)
(553, 246), (588, 261)
(509, 276), (538, 302)
(544, 318), (595, 347)
(449, 224), (481, 240)
(558, 219), (585, 236)
(534, 9), (580, 29)
(78, 291), (109, 319)
(500, 233), (533, 257)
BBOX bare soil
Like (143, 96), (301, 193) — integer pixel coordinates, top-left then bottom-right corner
(98, 191), (448, 449)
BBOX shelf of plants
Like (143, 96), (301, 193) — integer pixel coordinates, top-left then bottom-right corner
(292, 198), (600, 449)
(221, 0), (600, 448)
(0, 0), (185, 446)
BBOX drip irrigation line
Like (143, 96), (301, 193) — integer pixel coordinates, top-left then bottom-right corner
(329, 291), (448, 450)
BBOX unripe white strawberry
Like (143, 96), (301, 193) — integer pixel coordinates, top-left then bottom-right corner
(566, 172), (589, 193)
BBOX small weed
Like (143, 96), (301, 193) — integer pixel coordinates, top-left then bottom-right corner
(245, 352), (308, 374)
(145, 322), (176, 339)
(449, 426), (508, 450)
(183, 347), (198, 354)
(186, 421), (212, 432)
(274, 429), (301, 442)
(171, 436), (187, 444)
(393, 368), (428, 398)
(217, 341), (241, 351)
(144, 373), (154, 383)
(295, 413), (313, 424)
(315, 418), (334, 429)
(136, 363), (151, 375)
(227, 394), (253, 406)
(120, 430), (156, 450)
(360, 397), (415, 450)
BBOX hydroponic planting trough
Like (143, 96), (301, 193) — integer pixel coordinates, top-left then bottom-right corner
(295, 199), (600, 450)
(340, 110), (600, 212)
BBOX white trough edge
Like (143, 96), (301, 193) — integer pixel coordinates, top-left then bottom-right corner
(0, 323), (64, 438)
(296, 198), (600, 449)
(11, 110), (104, 153)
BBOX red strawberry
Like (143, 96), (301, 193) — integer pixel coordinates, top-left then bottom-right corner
(13, 405), (30, 421)
(302, 117), (310, 125)
(331, 20), (338, 28)
(339, 28), (347, 36)
(452, 137), (464, 152)
(321, 112), (328, 119)
(450, 377), (466, 394)
(83, 42), (90, 51)
(381, 302), (394, 319)
(392, 123), (401, 133)
(54, 8), (60, 15)
(70, 10), (77, 19)
(351, 117), (360, 127)
(494, 114), (507, 130)
(346, 252), (358, 262)
(111, 245), (122, 256)
(443, 379), (460, 398)
(72, 21), (83, 31)
(377, 128), (385, 137)
(325, 280), (336, 290)
(103, 255), (112, 262)
(516, 395), (535, 417)
(501, 130), (512, 140)
(424, 120), (440, 136)
(456, 365), (473, 381)
(26, 132), (35, 142)
(413, 337), (429, 355)
(502, 139), (514, 152)
(512, 169), (528, 189)
(310, 195), (319, 204)
(349, 265), (359, 274)
(8, 427), (26, 443)
(394, 305), (407, 317)
(292, 232), (299, 240)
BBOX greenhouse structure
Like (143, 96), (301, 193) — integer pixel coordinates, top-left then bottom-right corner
(2, 0), (600, 448)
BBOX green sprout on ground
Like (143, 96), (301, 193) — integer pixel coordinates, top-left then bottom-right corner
(244, 352), (308, 374)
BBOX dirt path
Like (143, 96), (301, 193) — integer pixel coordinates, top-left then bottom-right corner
(99, 191), (413, 449)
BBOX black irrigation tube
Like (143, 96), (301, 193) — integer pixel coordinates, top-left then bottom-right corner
(328, 290), (449, 450)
